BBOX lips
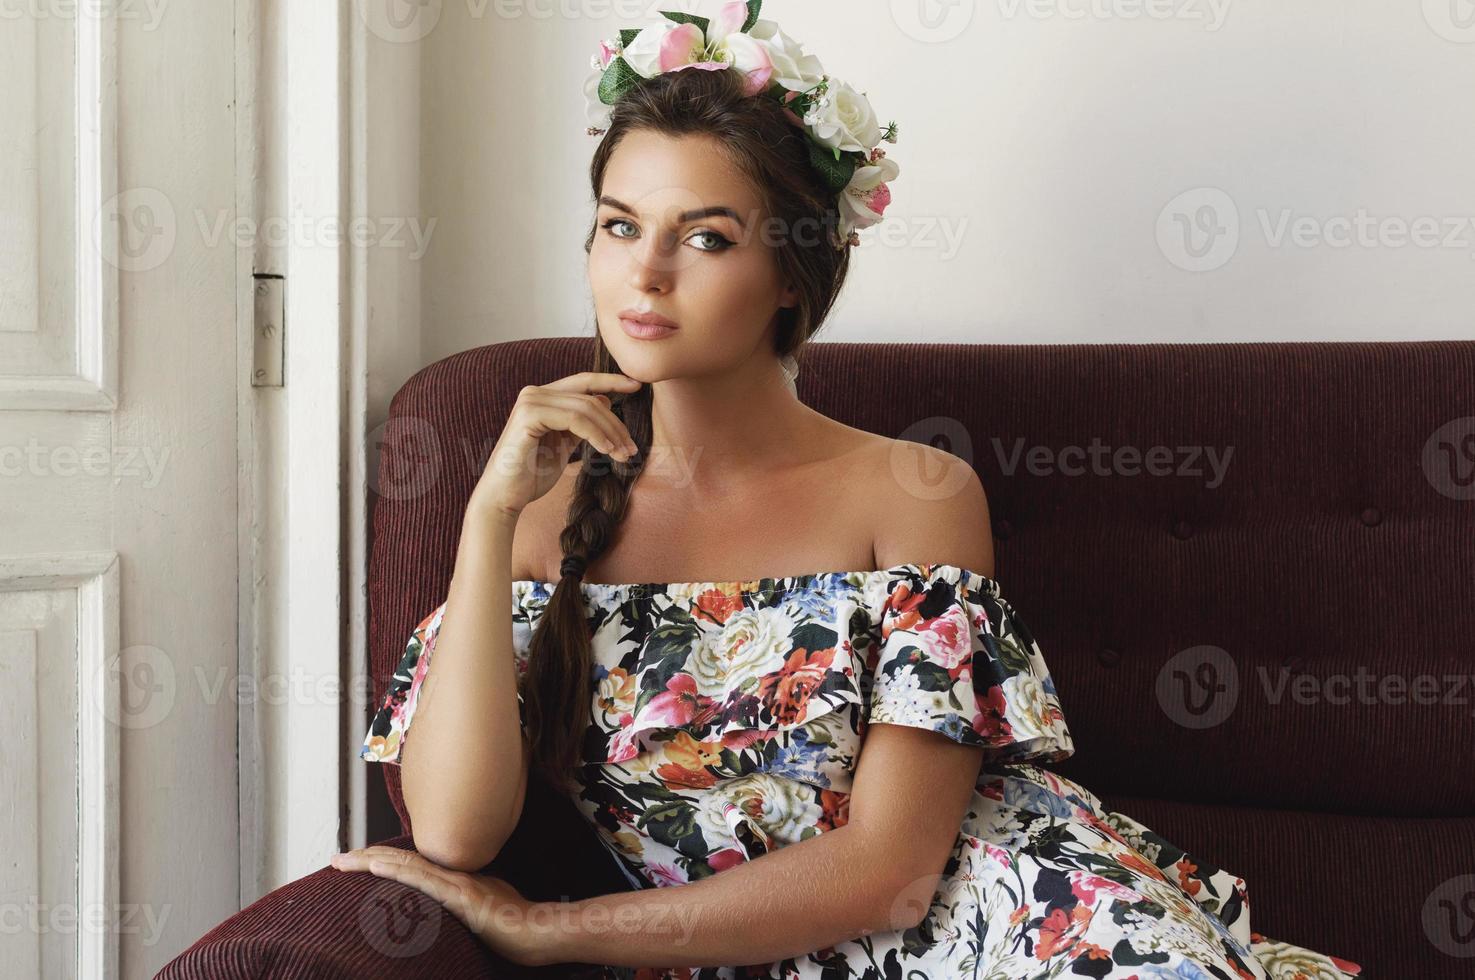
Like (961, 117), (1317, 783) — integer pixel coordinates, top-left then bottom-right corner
(619, 309), (679, 340)
(620, 316), (679, 340)
(619, 309), (678, 329)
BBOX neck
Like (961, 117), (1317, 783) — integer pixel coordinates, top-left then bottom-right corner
(642, 359), (812, 493)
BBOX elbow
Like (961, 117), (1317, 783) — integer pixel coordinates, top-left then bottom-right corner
(410, 827), (507, 872)
(402, 772), (526, 873)
(871, 868), (944, 933)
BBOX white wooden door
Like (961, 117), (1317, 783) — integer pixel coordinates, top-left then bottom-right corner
(0, 5), (241, 979)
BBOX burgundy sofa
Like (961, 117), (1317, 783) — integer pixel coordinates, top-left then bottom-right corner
(159, 338), (1475, 978)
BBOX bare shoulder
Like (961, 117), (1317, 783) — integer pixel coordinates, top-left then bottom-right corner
(864, 435), (994, 577)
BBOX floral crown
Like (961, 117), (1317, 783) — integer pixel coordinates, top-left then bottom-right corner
(583, 0), (899, 250)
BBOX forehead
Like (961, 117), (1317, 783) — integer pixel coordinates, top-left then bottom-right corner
(601, 129), (763, 218)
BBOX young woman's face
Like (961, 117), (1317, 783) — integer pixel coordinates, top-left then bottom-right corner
(588, 129), (798, 384)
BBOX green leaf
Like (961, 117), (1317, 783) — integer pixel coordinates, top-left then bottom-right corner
(806, 140), (857, 195)
(742, 0), (763, 33)
(660, 10), (710, 33)
(908, 658), (956, 692)
(618, 28), (641, 48)
(598, 56), (641, 106)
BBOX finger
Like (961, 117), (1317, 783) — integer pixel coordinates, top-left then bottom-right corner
(365, 857), (457, 907)
(366, 859), (492, 935)
(332, 845), (457, 872)
(540, 371), (643, 396)
(566, 393), (638, 454)
(331, 845), (416, 872)
(535, 394), (637, 458)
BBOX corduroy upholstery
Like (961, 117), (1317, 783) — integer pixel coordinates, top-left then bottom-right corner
(160, 338), (1475, 978)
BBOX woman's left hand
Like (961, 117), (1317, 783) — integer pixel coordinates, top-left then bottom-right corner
(330, 846), (559, 967)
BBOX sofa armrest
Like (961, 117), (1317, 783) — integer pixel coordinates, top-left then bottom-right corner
(154, 831), (625, 979)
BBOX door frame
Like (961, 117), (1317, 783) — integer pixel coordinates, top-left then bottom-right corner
(238, 0), (376, 899)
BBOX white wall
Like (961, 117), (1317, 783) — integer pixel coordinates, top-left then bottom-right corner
(353, 0), (1472, 846)
(373, 0), (1475, 364)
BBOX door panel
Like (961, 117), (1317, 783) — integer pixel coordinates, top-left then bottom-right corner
(0, 6), (240, 979)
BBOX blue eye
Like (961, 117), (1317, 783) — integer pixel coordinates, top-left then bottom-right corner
(601, 218), (637, 239)
(599, 219), (733, 253)
(688, 230), (734, 252)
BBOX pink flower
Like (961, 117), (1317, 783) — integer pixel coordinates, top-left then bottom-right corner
(644, 861), (689, 887)
(838, 155), (901, 239)
(707, 848), (748, 871)
(657, 22), (707, 73)
(1069, 870), (1144, 906)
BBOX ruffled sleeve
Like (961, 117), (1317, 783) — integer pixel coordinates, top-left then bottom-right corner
(866, 563), (1074, 764)
(360, 590), (531, 765)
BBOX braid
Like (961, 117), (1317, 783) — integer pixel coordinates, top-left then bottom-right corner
(520, 350), (651, 789)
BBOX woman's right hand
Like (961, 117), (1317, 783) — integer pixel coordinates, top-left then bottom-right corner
(470, 371), (644, 521)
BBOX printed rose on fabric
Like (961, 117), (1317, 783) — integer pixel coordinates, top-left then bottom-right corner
(692, 588), (746, 626)
(695, 773), (824, 855)
(758, 644), (845, 724)
(687, 606), (797, 697)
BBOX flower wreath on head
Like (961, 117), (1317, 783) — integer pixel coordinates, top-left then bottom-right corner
(583, 0), (900, 250)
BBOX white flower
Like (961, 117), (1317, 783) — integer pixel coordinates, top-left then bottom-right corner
(745, 19), (825, 92)
(617, 5), (774, 97)
(804, 79), (882, 154)
(838, 152), (900, 238)
(1255, 940), (1352, 979)
(582, 68), (612, 130)
(1000, 671), (1053, 742)
(697, 774), (823, 851)
(686, 607), (795, 697)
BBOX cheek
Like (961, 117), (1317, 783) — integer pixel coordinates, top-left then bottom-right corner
(693, 252), (780, 318)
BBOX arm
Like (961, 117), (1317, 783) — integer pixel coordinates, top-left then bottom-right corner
(543, 448), (995, 968)
(541, 727), (983, 967)
(399, 504), (531, 871)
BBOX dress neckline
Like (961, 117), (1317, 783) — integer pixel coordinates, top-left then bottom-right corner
(510, 561), (995, 600)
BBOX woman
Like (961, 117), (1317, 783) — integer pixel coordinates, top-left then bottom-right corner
(340, 5), (1362, 978)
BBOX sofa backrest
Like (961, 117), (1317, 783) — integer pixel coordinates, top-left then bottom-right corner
(367, 338), (1475, 834)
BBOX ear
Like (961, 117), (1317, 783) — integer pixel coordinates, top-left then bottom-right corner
(779, 282), (800, 309)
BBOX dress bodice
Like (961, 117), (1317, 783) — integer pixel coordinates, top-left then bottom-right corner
(362, 562), (1074, 887)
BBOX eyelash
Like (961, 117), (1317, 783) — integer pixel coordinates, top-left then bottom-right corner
(600, 218), (734, 252)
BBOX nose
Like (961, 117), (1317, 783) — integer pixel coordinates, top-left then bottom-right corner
(625, 229), (699, 292)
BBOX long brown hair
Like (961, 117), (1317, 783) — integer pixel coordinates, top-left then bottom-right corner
(519, 66), (854, 789)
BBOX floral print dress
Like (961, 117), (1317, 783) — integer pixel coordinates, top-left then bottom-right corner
(362, 563), (1363, 980)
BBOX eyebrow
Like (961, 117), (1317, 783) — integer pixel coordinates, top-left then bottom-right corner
(598, 195), (748, 231)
